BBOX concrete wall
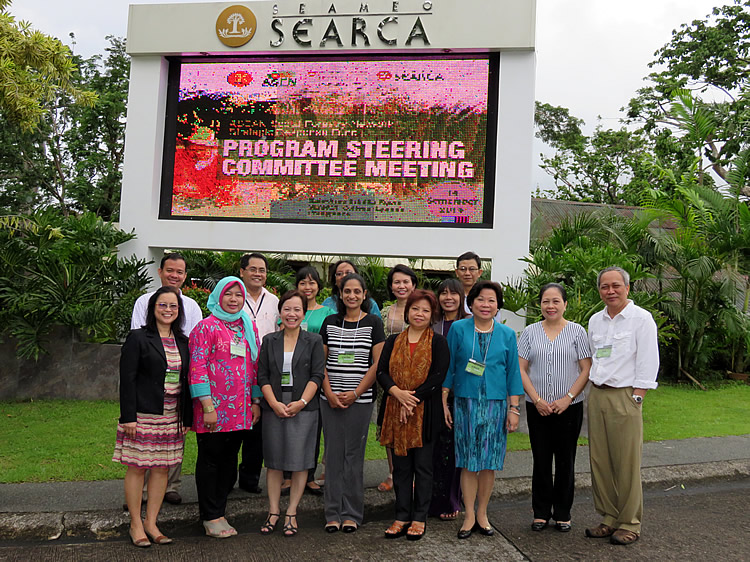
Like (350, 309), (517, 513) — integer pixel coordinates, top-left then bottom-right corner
(0, 326), (120, 401)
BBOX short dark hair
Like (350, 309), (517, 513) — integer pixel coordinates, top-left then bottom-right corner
(539, 282), (567, 303)
(404, 289), (438, 324)
(328, 259), (358, 296)
(335, 273), (371, 315)
(456, 251), (481, 269)
(436, 278), (469, 320)
(466, 280), (503, 310)
(387, 264), (418, 299)
(295, 265), (323, 293)
(278, 289), (308, 314)
(145, 286), (185, 336)
(240, 252), (268, 269)
(160, 252), (186, 270)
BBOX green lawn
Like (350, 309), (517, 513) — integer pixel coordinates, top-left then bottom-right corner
(1, 382), (748, 483)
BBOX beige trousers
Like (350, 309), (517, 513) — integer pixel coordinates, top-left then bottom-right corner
(587, 385), (643, 534)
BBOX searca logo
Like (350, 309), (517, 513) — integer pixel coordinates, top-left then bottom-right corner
(376, 70), (445, 81)
(262, 71), (297, 87)
(227, 71), (253, 87)
(377, 71), (392, 80)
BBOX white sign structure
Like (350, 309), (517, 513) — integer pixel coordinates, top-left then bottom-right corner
(121, 0), (536, 315)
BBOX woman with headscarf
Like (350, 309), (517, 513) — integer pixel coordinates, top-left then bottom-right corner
(189, 277), (261, 539)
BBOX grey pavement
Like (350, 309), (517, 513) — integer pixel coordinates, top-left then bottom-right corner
(0, 435), (748, 542)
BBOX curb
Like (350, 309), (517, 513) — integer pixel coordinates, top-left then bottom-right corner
(1, 460), (748, 542)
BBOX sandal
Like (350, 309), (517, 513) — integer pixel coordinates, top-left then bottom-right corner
(203, 520), (233, 539)
(585, 523), (616, 538)
(439, 511), (459, 521)
(341, 521), (358, 533)
(377, 475), (394, 492)
(610, 529), (639, 545)
(325, 521), (340, 533)
(406, 521), (426, 541)
(384, 520), (410, 539)
(144, 529), (173, 545)
(283, 514), (298, 537)
(260, 513), (280, 535)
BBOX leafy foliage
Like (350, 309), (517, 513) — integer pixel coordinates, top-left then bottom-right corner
(0, 0), (96, 131)
(0, 209), (150, 359)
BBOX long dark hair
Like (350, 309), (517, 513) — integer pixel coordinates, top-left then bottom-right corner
(145, 286), (185, 337)
(336, 273), (372, 315)
(328, 259), (358, 297)
(436, 278), (469, 321)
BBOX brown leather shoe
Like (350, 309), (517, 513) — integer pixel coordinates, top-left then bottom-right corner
(610, 529), (640, 545)
(163, 491), (182, 505)
(585, 523), (616, 538)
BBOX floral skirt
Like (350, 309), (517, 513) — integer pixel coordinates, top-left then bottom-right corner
(454, 385), (508, 472)
(112, 394), (184, 469)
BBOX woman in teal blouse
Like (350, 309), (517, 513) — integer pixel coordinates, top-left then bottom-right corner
(442, 281), (524, 539)
(296, 266), (336, 334)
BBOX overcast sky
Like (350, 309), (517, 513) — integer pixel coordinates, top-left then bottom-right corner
(13, 0), (725, 189)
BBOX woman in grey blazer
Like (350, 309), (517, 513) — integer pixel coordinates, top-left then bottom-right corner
(257, 290), (325, 537)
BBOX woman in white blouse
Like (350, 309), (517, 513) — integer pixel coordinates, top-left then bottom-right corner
(518, 283), (592, 533)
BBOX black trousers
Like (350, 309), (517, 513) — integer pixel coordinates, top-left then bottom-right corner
(195, 430), (246, 521)
(238, 420), (263, 490)
(526, 401), (583, 522)
(392, 441), (435, 523)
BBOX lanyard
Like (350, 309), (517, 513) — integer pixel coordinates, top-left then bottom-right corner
(471, 325), (494, 364)
(246, 292), (265, 319)
(343, 312), (363, 351)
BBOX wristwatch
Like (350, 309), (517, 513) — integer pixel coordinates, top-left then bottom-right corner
(632, 394), (643, 404)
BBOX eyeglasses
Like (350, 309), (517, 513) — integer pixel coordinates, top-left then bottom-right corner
(335, 270), (355, 278)
(157, 303), (179, 310)
(245, 267), (267, 274)
(457, 266), (479, 273)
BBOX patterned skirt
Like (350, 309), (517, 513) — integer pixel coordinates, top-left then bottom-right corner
(454, 384), (508, 472)
(112, 390), (184, 469)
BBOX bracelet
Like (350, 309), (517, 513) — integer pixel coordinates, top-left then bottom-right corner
(567, 392), (575, 400)
(509, 404), (520, 411)
(252, 398), (261, 405)
(442, 389), (450, 394)
(353, 389), (359, 399)
(300, 397), (308, 406)
(534, 397), (541, 404)
(508, 409), (520, 416)
(202, 404), (215, 414)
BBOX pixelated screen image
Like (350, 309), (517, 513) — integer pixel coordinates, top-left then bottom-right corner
(160, 55), (498, 227)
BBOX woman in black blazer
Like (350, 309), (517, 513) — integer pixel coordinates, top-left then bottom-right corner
(258, 290), (325, 537)
(113, 286), (193, 548)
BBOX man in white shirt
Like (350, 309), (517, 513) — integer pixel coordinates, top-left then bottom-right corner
(237, 252), (280, 493)
(130, 252), (204, 505)
(455, 251), (502, 321)
(585, 266), (659, 546)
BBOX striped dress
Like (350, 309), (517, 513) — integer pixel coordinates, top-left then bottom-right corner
(112, 337), (185, 468)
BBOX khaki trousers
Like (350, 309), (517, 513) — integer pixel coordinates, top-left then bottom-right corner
(587, 385), (643, 534)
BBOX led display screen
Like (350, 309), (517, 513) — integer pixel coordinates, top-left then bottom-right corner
(160, 55), (498, 227)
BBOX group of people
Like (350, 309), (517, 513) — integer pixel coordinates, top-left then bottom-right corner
(114, 251), (658, 549)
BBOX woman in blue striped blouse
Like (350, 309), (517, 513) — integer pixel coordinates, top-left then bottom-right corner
(518, 283), (592, 533)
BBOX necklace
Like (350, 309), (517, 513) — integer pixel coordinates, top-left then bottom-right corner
(475, 324), (494, 333)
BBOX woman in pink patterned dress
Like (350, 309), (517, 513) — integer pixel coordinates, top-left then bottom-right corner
(189, 276), (261, 538)
(114, 286), (193, 547)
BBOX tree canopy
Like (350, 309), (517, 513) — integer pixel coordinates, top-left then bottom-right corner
(0, 0), (96, 131)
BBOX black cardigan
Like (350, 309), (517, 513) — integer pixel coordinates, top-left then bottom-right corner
(118, 328), (193, 427)
(376, 332), (450, 444)
(257, 330), (325, 411)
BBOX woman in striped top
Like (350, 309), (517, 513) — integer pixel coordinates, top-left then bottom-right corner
(319, 273), (385, 533)
(518, 283), (592, 533)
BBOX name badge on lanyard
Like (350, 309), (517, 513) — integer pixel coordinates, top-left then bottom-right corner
(281, 371), (292, 386)
(231, 341), (246, 358)
(165, 370), (180, 384)
(338, 351), (356, 364)
(595, 345), (613, 359)
(465, 358), (485, 376)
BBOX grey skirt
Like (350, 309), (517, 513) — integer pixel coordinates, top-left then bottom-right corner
(262, 391), (318, 472)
